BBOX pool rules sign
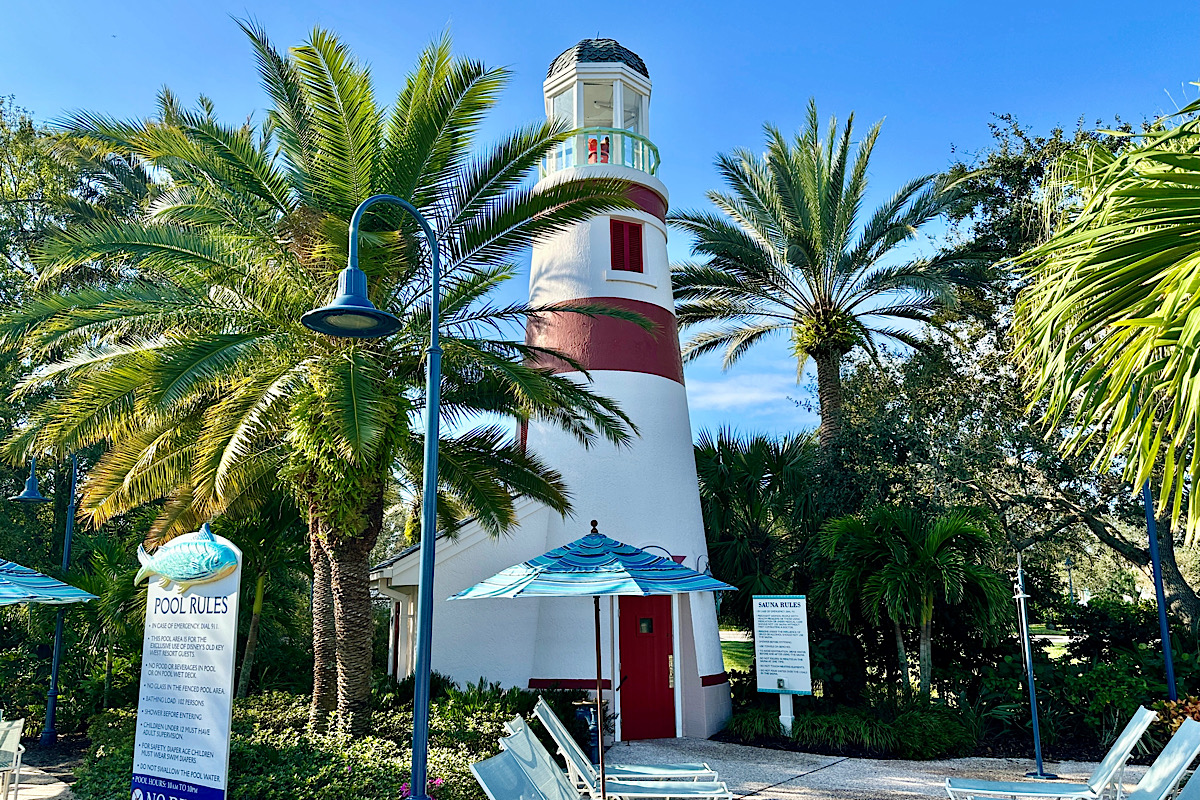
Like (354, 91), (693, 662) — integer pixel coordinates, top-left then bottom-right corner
(752, 595), (811, 735)
(131, 526), (242, 800)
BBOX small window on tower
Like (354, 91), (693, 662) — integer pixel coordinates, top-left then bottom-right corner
(610, 220), (644, 273)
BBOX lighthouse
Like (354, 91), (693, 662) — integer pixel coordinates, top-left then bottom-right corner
(371, 39), (732, 741)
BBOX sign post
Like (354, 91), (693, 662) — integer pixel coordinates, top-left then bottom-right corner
(752, 596), (811, 736)
(131, 525), (241, 800)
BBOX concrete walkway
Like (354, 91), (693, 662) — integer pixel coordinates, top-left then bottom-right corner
(10, 767), (75, 800)
(611, 738), (1147, 800)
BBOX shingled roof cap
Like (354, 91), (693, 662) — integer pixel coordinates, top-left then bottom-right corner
(547, 38), (649, 79)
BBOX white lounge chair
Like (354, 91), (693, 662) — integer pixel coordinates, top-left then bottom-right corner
(500, 716), (732, 800)
(0, 718), (24, 800)
(532, 698), (718, 785)
(950, 714), (1200, 800)
(947, 707), (1157, 800)
(474, 749), (579, 800)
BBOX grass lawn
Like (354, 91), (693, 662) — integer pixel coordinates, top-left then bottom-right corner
(722, 640), (754, 673)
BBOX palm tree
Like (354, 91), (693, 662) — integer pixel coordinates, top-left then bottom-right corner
(820, 505), (1007, 702)
(1, 24), (639, 735)
(670, 100), (979, 452)
(72, 531), (146, 708)
(694, 429), (818, 627)
(1014, 98), (1200, 544)
(213, 495), (309, 698)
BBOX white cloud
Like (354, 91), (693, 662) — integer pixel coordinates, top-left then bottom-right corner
(686, 373), (798, 412)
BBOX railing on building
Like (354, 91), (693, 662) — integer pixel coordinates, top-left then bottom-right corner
(540, 127), (661, 178)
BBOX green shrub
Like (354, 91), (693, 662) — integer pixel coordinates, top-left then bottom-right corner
(725, 708), (782, 740)
(890, 706), (977, 760)
(790, 710), (897, 754)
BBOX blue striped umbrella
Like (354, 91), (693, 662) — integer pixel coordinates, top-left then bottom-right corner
(0, 559), (97, 606)
(450, 525), (733, 794)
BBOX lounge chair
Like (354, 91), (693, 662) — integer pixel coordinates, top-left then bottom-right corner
(949, 714), (1200, 800)
(532, 698), (718, 786)
(474, 749), (578, 800)
(0, 718), (24, 800)
(947, 707), (1157, 800)
(500, 716), (732, 800)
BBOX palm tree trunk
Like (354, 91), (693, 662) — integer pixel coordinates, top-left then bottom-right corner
(893, 619), (909, 699)
(918, 595), (933, 702)
(237, 574), (266, 699)
(813, 350), (844, 452)
(327, 534), (377, 736)
(309, 522), (337, 731)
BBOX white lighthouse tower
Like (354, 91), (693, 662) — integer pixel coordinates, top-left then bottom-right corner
(371, 39), (732, 741)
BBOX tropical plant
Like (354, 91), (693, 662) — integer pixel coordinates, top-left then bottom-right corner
(820, 505), (1009, 701)
(670, 100), (980, 451)
(693, 429), (819, 625)
(1013, 97), (1200, 543)
(213, 494), (309, 698)
(0, 24), (640, 734)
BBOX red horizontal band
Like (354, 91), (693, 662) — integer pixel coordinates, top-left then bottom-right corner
(526, 297), (684, 385)
(529, 678), (612, 690)
(628, 186), (667, 222)
(700, 672), (729, 687)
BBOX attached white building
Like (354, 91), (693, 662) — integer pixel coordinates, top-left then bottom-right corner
(371, 38), (732, 741)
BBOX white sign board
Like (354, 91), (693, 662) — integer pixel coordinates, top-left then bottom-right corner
(752, 595), (811, 695)
(132, 529), (241, 800)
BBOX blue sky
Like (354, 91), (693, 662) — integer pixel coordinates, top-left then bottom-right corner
(3, 0), (1197, 437)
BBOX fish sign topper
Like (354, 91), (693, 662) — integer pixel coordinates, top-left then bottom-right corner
(135, 523), (239, 590)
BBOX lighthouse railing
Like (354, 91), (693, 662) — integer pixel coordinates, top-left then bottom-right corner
(540, 127), (660, 178)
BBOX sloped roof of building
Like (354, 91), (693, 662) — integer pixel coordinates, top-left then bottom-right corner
(547, 39), (649, 79)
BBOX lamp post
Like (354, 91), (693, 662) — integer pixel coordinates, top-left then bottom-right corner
(1064, 557), (1074, 603)
(9, 454), (78, 745)
(1141, 480), (1178, 702)
(302, 195), (439, 800)
(1014, 549), (1056, 780)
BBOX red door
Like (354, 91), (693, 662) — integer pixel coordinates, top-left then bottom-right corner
(619, 595), (675, 740)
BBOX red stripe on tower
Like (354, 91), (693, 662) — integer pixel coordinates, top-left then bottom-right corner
(526, 297), (685, 384)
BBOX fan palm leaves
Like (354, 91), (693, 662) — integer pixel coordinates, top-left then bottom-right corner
(1, 24), (637, 734)
(820, 506), (1007, 701)
(671, 100), (980, 451)
(1014, 98), (1200, 543)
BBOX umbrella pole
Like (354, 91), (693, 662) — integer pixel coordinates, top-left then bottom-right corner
(594, 595), (606, 800)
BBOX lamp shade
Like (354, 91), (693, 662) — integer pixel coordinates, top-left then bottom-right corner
(9, 460), (50, 503)
(302, 265), (401, 338)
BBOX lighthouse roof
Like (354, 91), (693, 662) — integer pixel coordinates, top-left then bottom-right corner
(547, 39), (649, 79)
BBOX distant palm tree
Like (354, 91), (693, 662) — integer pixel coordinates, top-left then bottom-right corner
(1, 24), (637, 735)
(820, 505), (1007, 701)
(694, 429), (818, 626)
(671, 100), (979, 452)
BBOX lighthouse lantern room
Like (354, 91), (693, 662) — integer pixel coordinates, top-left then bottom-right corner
(370, 38), (732, 742)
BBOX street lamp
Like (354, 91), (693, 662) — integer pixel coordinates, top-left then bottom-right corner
(1014, 549), (1056, 780)
(9, 454), (78, 746)
(303, 194), (441, 800)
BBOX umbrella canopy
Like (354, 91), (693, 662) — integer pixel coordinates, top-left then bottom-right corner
(449, 530), (735, 600)
(0, 559), (97, 606)
(450, 524), (734, 799)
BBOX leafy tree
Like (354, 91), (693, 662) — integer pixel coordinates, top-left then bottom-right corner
(1013, 98), (1200, 543)
(1, 24), (639, 734)
(694, 429), (819, 626)
(670, 100), (978, 452)
(820, 505), (1009, 702)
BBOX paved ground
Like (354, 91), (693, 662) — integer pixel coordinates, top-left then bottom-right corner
(9, 766), (76, 800)
(610, 738), (1147, 800)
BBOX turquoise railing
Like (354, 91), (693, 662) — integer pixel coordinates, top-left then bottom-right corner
(540, 127), (661, 178)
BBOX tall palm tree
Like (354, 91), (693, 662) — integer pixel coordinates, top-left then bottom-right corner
(1014, 98), (1200, 543)
(694, 429), (818, 627)
(0, 24), (639, 735)
(671, 100), (978, 451)
(820, 506), (1007, 702)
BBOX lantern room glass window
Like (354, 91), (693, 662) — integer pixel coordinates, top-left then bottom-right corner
(623, 88), (643, 134)
(551, 88), (574, 125)
(583, 81), (614, 129)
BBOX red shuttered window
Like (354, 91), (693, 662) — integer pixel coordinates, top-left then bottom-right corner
(610, 219), (644, 273)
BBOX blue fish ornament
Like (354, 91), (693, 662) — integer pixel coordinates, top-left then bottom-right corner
(134, 523), (239, 590)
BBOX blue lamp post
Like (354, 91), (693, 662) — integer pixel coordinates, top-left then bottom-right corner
(1015, 549), (1056, 780)
(303, 194), (441, 800)
(9, 454), (78, 745)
